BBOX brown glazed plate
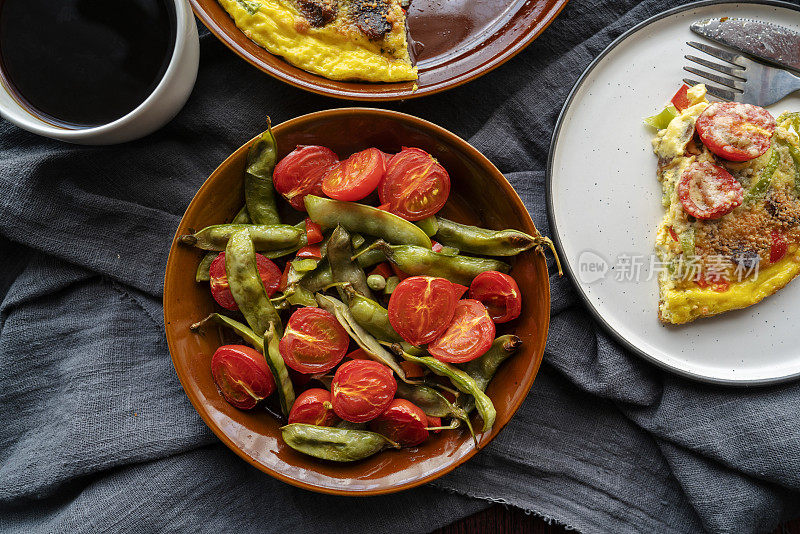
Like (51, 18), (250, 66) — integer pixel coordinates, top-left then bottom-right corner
(163, 108), (551, 495)
(190, 0), (570, 100)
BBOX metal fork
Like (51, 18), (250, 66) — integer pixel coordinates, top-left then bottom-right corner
(683, 41), (800, 107)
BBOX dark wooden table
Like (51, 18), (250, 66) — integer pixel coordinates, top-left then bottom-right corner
(434, 504), (800, 533)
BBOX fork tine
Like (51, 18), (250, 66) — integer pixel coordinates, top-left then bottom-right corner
(685, 55), (745, 79)
(683, 78), (738, 101)
(683, 66), (744, 90)
(687, 41), (746, 67)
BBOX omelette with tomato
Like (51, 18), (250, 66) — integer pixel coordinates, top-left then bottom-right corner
(649, 84), (800, 324)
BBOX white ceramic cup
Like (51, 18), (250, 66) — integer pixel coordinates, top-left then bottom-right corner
(0, 0), (199, 145)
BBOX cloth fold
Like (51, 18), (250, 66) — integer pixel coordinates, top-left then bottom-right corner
(1, 1), (799, 532)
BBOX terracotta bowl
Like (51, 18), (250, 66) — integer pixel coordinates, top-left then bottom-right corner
(163, 108), (550, 495)
(190, 0), (570, 100)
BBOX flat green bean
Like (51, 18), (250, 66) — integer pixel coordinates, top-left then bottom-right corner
(415, 216), (439, 237)
(305, 195), (431, 248)
(281, 423), (398, 462)
(259, 220), (309, 259)
(299, 259), (334, 293)
(459, 335), (522, 391)
(435, 217), (538, 256)
(190, 313), (264, 352)
(225, 228), (282, 337)
(328, 225), (373, 300)
(344, 284), (402, 342)
(392, 345), (496, 432)
(180, 224), (303, 252)
(245, 120), (281, 225)
(369, 240), (510, 286)
(265, 324), (295, 417)
(316, 294), (407, 381)
(195, 207), (251, 282)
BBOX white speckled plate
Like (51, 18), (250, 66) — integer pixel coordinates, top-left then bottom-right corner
(548, 0), (800, 385)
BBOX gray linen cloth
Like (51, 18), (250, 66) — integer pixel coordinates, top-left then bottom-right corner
(2, 1), (799, 532)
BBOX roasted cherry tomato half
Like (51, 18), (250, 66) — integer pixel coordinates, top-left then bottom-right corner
(388, 276), (459, 346)
(399, 360), (425, 379)
(288, 388), (340, 427)
(770, 231), (788, 264)
(331, 360), (397, 423)
(428, 299), (495, 363)
(677, 161), (743, 220)
(368, 399), (429, 447)
(696, 102), (776, 162)
(279, 307), (349, 374)
(305, 218), (323, 245)
(210, 252), (282, 311)
(379, 148), (450, 221)
(322, 147), (385, 201)
(274, 145), (339, 210)
(469, 271), (522, 323)
(346, 348), (372, 360)
(211, 345), (275, 410)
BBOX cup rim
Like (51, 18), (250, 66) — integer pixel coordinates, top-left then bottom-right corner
(0, 0), (192, 140)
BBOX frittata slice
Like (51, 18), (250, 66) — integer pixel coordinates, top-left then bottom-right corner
(650, 85), (800, 324)
(217, 0), (417, 82)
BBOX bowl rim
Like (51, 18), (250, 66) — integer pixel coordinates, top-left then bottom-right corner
(163, 107), (550, 495)
(188, 0), (570, 101)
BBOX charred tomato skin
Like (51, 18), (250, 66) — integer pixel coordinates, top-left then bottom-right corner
(331, 360), (397, 423)
(369, 398), (429, 447)
(288, 388), (340, 427)
(211, 345), (276, 410)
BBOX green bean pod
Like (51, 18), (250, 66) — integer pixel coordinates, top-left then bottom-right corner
(434, 217), (539, 256)
(392, 345), (496, 433)
(369, 240), (510, 286)
(245, 120), (281, 225)
(195, 206), (252, 282)
(316, 294), (407, 381)
(305, 195), (431, 248)
(354, 242), (387, 269)
(328, 225), (373, 300)
(415, 216), (439, 237)
(299, 259), (334, 293)
(225, 229), (282, 337)
(195, 252), (218, 283)
(458, 335), (522, 391)
(344, 284), (402, 342)
(180, 224), (303, 252)
(265, 324), (295, 417)
(281, 423), (399, 462)
(259, 220), (309, 259)
(190, 313), (264, 352)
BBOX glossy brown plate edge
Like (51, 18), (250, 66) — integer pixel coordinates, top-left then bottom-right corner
(189, 0), (570, 101)
(163, 108), (550, 495)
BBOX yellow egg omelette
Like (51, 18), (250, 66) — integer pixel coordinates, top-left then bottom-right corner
(217, 0), (417, 82)
(649, 84), (800, 324)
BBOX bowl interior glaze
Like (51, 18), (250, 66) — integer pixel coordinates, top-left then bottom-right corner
(163, 108), (550, 495)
